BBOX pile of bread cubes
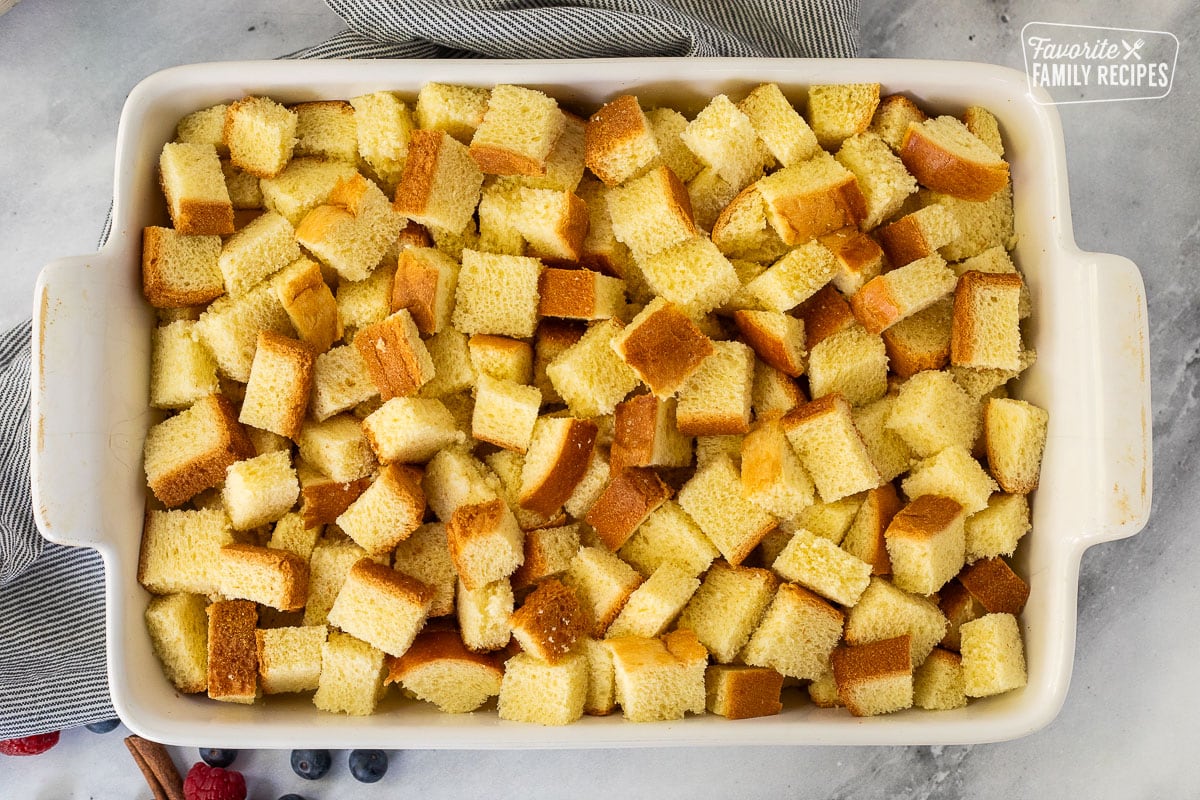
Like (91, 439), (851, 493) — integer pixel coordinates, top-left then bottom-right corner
(138, 77), (1049, 725)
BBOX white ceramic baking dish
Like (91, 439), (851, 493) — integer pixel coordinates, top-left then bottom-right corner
(30, 58), (1151, 748)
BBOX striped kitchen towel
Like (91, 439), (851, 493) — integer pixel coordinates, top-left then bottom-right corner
(0, 0), (858, 740)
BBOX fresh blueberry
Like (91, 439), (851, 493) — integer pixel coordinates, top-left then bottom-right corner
(348, 749), (388, 783)
(84, 719), (120, 734)
(279, 795), (307, 800)
(198, 747), (238, 767)
(291, 749), (332, 781)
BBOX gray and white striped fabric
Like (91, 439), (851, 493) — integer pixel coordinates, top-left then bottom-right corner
(0, 0), (858, 739)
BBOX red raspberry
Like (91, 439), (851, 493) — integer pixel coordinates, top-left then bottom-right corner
(183, 762), (247, 800)
(0, 731), (60, 756)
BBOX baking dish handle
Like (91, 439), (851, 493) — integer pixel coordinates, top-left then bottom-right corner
(1076, 251), (1153, 545)
(30, 251), (134, 549)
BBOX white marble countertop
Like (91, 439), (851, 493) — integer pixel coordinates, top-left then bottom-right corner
(2, 1), (1197, 797)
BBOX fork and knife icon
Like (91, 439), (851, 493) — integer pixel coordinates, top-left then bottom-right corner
(1121, 38), (1145, 60)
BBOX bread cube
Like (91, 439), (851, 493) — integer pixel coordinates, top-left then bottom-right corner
(390, 247), (460, 336)
(309, 345), (379, 422)
(835, 131), (918, 230)
(353, 309), (436, 400)
(144, 394), (255, 507)
(884, 495), (966, 595)
(645, 107), (702, 182)
(452, 249), (543, 338)
(302, 539), (374, 626)
(606, 630), (708, 722)
(751, 361), (804, 421)
(446, 498), (524, 591)
(476, 181), (527, 256)
(705, 665), (785, 720)
(680, 94), (769, 190)
(206, 599), (259, 704)
(807, 669), (842, 708)
(928, 182), (1016, 261)
(806, 83), (881, 150)
(217, 543), (308, 611)
(609, 395), (691, 473)
(394, 129), (484, 234)
(537, 267), (625, 322)
(965, 492), (1030, 563)
(610, 298), (713, 397)
(852, 395), (914, 483)
(389, 523), (455, 617)
(510, 187), (589, 262)
(843, 577), (948, 666)
(150, 320), (220, 409)
(900, 116), (1010, 202)
(296, 174), (406, 282)
(157, 142), (235, 236)
(711, 185), (789, 263)
(415, 82), (489, 143)
(484, 449), (559, 531)
(509, 578), (588, 663)
(385, 628), (503, 713)
(222, 449), (300, 530)
(791, 495), (865, 543)
(618, 500), (717, 579)
(913, 647), (967, 710)
(497, 651), (588, 725)
(471, 375), (541, 453)
(820, 227), (885, 296)
(289, 99), (357, 162)
(510, 524), (581, 591)
(608, 165), (697, 259)
(576, 178), (634, 277)
(419, 328), (476, 399)
(901, 445), (998, 516)
(176, 104), (228, 153)
(887, 369), (981, 458)
(869, 94), (929, 152)
(960, 613), (1027, 697)
(457, 577), (515, 652)
(738, 82), (819, 168)
(746, 239), (841, 312)
(561, 546), (643, 638)
(273, 257), (342, 353)
(585, 467), (672, 552)
(840, 484), (903, 575)
(349, 91), (414, 191)
(336, 260), (396, 334)
(363, 396), (464, 464)
(327, 558), (434, 657)
(254, 625), (327, 695)
(957, 556), (1029, 616)
(423, 447), (499, 521)
(470, 84), (566, 177)
(544, 319), (638, 417)
(676, 340), (755, 436)
(851, 253), (958, 335)
(337, 463), (426, 556)
(605, 563), (699, 639)
(267, 511), (321, 560)
(882, 296), (954, 379)
(145, 593), (209, 693)
(741, 583), (843, 681)
(740, 417), (816, 519)
(239, 331), (314, 439)
(771, 529), (872, 607)
(677, 454), (776, 567)
(806, 323), (889, 408)
(734, 310), (806, 377)
(877, 204), (961, 268)
(313, 631), (387, 716)
(756, 152), (865, 246)
(142, 227), (225, 308)
(676, 560), (777, 664)
(503, 112), (586, 192)
(798, 283), (857, 349)
(580, 637), (617, 716)
(831, 634), (913, 717)
(584, 94), (660, 186)
(259, 158), (358, 226)
(639, 236), (740, 317)
(223, 96), (297, 178)
(561, 444), (610, 520)
(782, 393), (881, 503)
(984, 398), (1049, 494)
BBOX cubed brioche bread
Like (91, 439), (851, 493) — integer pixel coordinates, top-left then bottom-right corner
(302, 538), (374, 627)
(256, 625), (327, 695)
(145, 593), (210, 693)
(740, 417), (816, 519)
(746, 239), (841, 313)
(687, 166), (745, 236)
(840, 483), (903, 575)
(268, 511), (321, 561)
(336, 463), (426, 556)
(206, 599), (260, 704)
(393, 128), (485, 234)
(605, 563), (699, 639)
(471, 375), (541, 453)
(158, 142), (235, 236)
(313, 630), (387, 716)
(900, 116), (1010, 201)
(177, 104), (229, 154)
(447, 498), (525, 591)
(790, 495), (864, 544)
(646, 107), (703, 183)
(821, 226), (885, 296)
(274, 258), (343, 353)
(869, 94), (928, 152)
(606, 630), (708, 722)
(391, 246), (460, 336)
(336, 260), (396, 336)
(957, 556), (1029, 616)
(363, 396), (464, 464)
(752, 360), (805, 421)
(546, 319), (639, 417)
(618, 500), (718, 579)
(585, 94), (660, 186)
(511, 523), (581, 590)
(983, 398), (1049, 494)
(299, 174), (406, 283)
(144, 394), (255, 507)
(835, 131), (917, 230)
(392, 522), (458, 617)
(224, 96), (297, 179)
(607, 165), (696, 259)
(610, 394), (692, 473)
(292, 99), (357, 162)
(886, 369), (981, 458)
(677, 454), (777, 567)
(734, 310), (806, 377)
(960, 612), (1027, 697)
(843, 576), (948, 666)
(497, 651), (588, 725)
(738, 82), (820, 167)
(509, 578), (588, 663)
(468, 334), (533, 384)
(585, 467), (672, 552)
(805, 323), (889, 408)
(740, 582), (844, 680)
(806, 83), (881, 150)
(150, 320), (220, 409)
(756, 153), (866, 247)
(710, 185), (790, 264)
(348, 91), (414, 191)
(220, 448), (299, 530)
(705, 664), (785, 719)
(310, 345), (379, 422)
(239, 331), (315, 439)
(851, 395), (914, 483)
(913, 647), (967, 710)
(217, 210), (300, 299)
(850, 253), (958, 335)
(901, 445), (998, 517)
(416, 82), (490, 144)
(770, 529), (872, 607)
(882, 296), (954, 379)
(452, 249), (543, 338)
(798, 283), (857, 350)
(259, 157), (358, 227)
(561, 546), (643, 638)
(965, 492), (1030, 563)
(676, 560), (777, 664)
(610, 298), (714, 397)
(951, 270), (1023, 371)
(457, 577), (515, 652)
(782, 393), (881, 503)
(470, 84), (566, 176)
(680, 93), (770, 190)
(422, 446), (498, 522)
(518, 416), (599, 518)
(217, 543), (309, 611)
(354, 309), (436, 400)
(831, 634), (913, 717)
(877, 204), (961, 269)
(538, 267), (625, 321)
(961, 105), (1005, 157)
(142, 226), (225, 308)
(676, 340), (755, 437)
(385, 628), (503, 713)
(884, 495), (966, 595)
(327, 558), (434, 656)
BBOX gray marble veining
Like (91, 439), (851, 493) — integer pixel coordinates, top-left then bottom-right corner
(2, 0), (1197, 796)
